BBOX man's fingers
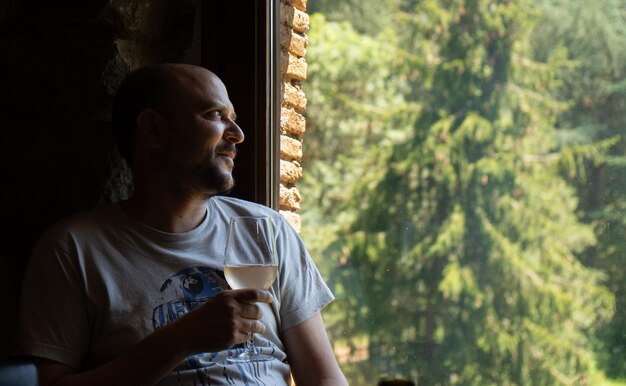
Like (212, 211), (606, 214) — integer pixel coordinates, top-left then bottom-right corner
(231, 289), (273, 304)
(253, 320), (266, 334)
(233, 321), (266, 344)
(239, 303), (263, 319)
(246, 320), (266, 335)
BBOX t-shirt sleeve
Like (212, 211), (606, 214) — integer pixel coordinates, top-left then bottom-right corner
(17, 234), (91, 369)
(274, 218), (334, 330)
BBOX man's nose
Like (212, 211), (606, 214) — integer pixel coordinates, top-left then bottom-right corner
(224, 119), (245, 144)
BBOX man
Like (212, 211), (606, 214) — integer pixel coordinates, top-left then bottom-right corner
(17, 63), (348, 386)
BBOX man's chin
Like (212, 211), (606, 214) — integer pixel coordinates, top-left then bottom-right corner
(203, 176), (235, 197)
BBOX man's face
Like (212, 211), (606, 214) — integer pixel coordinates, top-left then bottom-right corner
(159, 68), (245, 197)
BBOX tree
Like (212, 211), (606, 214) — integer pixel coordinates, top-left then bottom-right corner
(302, 0), (616, 384)
(307, 0), (395, 35)
(531, 0), (626, 377)
(301, 13), (416, 263)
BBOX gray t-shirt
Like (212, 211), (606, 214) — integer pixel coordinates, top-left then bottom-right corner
(18, 196), (334, 385)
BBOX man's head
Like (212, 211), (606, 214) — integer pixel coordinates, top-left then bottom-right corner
(112, 63), (245, 197)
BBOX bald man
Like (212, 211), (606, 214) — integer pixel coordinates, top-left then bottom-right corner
(17, 64), (347, 386)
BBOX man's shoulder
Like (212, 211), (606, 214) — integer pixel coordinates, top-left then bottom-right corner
(210, 195), (279, 216)
(42, 203), (120, 240)
(210, 196), (297, 236)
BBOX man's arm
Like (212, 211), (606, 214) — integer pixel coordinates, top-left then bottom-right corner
(283, 312), (348, 386)
(33, 289), (272, 386)
(35, 323), (187, 386)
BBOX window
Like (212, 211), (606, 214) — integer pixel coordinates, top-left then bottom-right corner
(301, 1), (626, 385)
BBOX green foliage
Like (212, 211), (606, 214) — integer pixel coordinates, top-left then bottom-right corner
(301, 14), (417, 236)
(530, 0), (626, 377)
(307, 0), (396, 35)
(302, 0), (624, 384)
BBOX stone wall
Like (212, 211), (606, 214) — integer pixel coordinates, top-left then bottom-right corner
(278, 0), (308, 232)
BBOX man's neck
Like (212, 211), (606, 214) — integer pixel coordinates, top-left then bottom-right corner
(120, 190), (209, 233)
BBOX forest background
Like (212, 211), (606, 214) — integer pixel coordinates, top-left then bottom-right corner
(298, 0), (626, 385)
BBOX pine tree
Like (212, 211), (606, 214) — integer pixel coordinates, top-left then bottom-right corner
(302, 0), (617, 384)
(532, 0), (626, 377)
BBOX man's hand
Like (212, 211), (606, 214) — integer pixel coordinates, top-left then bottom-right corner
(172, 289), (273, 355)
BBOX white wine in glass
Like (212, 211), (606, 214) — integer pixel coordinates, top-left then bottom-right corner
(223, 216), (278, 362)
(223, 265), (277, 290)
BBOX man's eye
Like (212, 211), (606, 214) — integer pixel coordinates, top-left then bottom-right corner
(205, 111), (221, 120)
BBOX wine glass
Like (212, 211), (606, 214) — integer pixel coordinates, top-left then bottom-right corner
(223, 216), (278, 362)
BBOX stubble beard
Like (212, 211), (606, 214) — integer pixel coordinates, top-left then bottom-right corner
(163, 153), (235, 199)
(197, 158), (235, 196)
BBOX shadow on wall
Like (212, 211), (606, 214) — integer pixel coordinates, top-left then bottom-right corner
(0, 0), (201, 359)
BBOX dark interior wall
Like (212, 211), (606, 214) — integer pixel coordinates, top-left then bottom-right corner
(0, 0), (201, 358)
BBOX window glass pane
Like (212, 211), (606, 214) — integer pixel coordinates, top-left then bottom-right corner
(301, 1), (626, 385)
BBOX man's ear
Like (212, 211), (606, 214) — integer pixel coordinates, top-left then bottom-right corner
(136, 108), (166, 149)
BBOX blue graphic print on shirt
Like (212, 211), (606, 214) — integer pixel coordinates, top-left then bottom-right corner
(152, 266), (227, 330)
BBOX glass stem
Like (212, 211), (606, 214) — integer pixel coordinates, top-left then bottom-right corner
(245, 333), (257, 355)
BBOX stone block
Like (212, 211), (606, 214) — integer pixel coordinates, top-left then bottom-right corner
(110, 0), (170, 38)
(287, 0), (307, 12)
(116, 39), (164, 70)
(280, 25), (307, 57)
(280, 2), (309, 33)
(279, 184), (302, 211)
(280, 108), (306, 136)
(280, 159), (303, 185)
(280, 135), (303, 160)
(280, 51), (307, 81)
(282, 81), (307, 110)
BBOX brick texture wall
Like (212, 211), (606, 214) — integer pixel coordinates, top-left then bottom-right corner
(279, 0), (308, 232)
